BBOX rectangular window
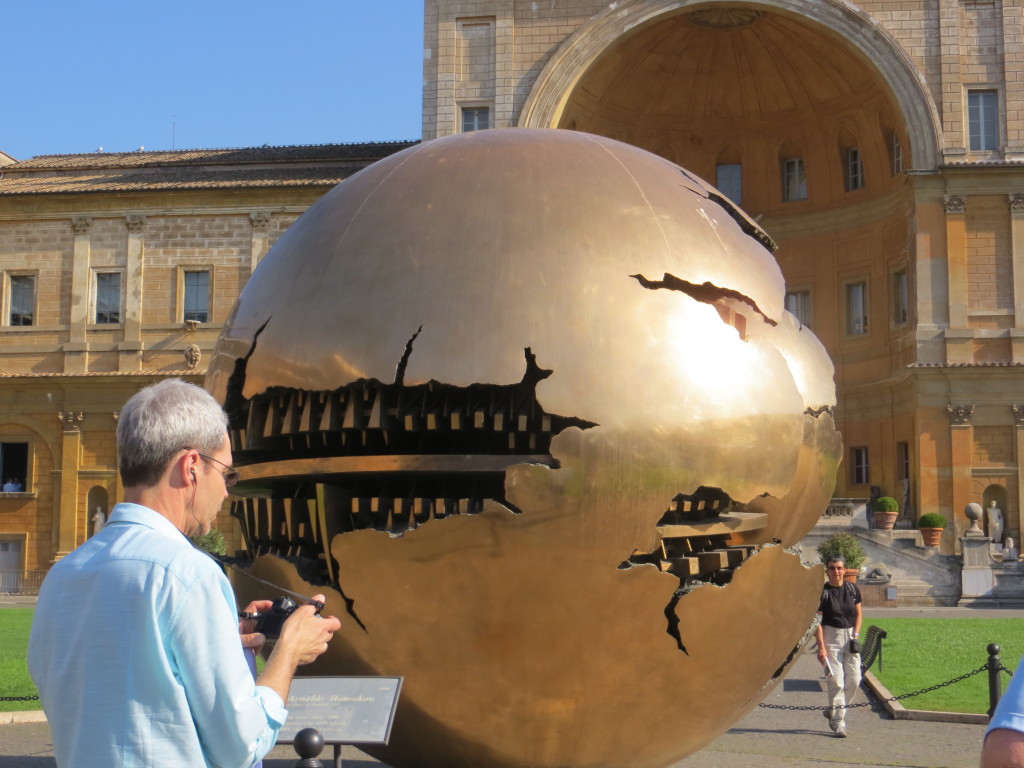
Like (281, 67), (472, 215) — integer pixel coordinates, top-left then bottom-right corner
(784, 289), (811, 327)
(897, 441), (910, 481)
(782, 158), (807, 202)
(892, 269), (908, 325)
(462, 107), (489, 132)
(0, 442), (29, 491)
(95, 272), (122, 325)
(851, 446), (869, 486)
(846, 281), (868, 335)
(8, 274), (35, 326)
(968, 90), (999, 152)
(715, 164), (742, 205)
(183, 271), (210, 323)
(892, 131), (904, 175)
(845, 148), (864, 191)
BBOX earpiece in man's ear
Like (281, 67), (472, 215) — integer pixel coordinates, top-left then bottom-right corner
(191, 469), (197, 484)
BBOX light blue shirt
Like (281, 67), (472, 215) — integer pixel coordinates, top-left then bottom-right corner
(989, 655), (1024, 736)
(29, 503), (287, 768)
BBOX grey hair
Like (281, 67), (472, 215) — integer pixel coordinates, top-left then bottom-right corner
(117, 379), (228, 488)
(825, 554), (846, 570)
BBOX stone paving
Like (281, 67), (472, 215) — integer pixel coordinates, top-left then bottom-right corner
(2, 606), (1020, 767)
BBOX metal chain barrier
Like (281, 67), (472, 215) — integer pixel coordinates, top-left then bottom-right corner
(759, 663), (994, 711)
(2, 652), (1014, 709)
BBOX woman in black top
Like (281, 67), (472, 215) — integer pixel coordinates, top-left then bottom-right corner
(815, 554), (862, 738)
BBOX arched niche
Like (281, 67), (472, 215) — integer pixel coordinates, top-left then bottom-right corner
(520, 0), (941, 172)
(87, 486), (109, 537)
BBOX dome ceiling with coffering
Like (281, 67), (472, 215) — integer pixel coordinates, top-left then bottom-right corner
(559, 6), (907, 213)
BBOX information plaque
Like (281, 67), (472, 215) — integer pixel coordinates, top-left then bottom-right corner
(279, 676), (403, 745)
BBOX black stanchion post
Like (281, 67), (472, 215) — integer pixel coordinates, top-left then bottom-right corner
(293, 727), (326, 768)
(988, 643), (1003, 719)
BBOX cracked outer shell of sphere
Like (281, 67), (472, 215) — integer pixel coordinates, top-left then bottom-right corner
(209, 128), (841, 768)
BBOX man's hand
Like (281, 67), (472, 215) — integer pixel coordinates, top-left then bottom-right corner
(256, 594), (342, 703)
(239, 599), (274, 653)
(277, 594), (342, 666)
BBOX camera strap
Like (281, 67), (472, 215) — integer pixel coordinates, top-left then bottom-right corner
(195, 547), (324, 616)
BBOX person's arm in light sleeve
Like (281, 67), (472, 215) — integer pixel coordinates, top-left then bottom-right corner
(982, 656), (1024, 768)
(170, 568), (288, 768)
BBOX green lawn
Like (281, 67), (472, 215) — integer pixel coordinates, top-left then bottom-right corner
(3, 609), (1022, 716)
(0, 608), (39, 712)
(863, 615), (1024, 714)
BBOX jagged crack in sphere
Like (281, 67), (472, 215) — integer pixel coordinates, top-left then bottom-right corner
(207, 129), (841, 768)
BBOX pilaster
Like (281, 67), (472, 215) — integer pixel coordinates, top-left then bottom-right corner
(944, 196), (970, 362)
(249, 212), (272, 272)
(120, 216), (146, 371)
(1014, 406), (1024, 540)
(949, 404), (975, 553)
(494, 0), (515, 129)
(1004, 0), (1024, 156)
(54, 411), (84, 559)
(939, 0), (966, 156)
(64, 217), (93, 373)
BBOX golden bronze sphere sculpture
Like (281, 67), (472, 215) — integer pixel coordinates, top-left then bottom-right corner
(207, 128), (841, 768)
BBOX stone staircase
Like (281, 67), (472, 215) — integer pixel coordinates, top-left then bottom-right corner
(800, 521), (961, 607)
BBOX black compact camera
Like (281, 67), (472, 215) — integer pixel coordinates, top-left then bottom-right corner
(243, 597), (324, 639)
(849, 637), (861, 654)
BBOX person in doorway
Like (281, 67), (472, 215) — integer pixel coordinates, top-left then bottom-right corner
(29, 378), (341, 768)
(815, 554), (862, 738)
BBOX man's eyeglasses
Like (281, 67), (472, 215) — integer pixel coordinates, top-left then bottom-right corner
(826, 566), (846, 572)
(197, 453), (240, 487)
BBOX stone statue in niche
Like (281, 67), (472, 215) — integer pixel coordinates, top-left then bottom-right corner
(91, 507), (105, 536)
(987, 500), (1004, 546)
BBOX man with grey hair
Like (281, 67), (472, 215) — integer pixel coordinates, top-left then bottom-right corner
(29, 378), (341, 768)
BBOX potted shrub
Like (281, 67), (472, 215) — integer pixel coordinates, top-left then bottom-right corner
(817, 532), (866, 582)
(917, 512), (947, 548)
(873, 496), (900, 530)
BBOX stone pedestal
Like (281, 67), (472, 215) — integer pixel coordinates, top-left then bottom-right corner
(960, 534), (996, 605)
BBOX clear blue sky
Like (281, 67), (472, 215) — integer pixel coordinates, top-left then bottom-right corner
(2, 1), (424, 161)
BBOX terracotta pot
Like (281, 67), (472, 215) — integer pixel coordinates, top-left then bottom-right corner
(843, 568), (860, 583)
(875, 511), (898, 530)
(920, 527), (943, 547)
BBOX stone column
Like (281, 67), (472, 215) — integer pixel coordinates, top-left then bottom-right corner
(119, 215), (146, 370)
(64, 217), (92, 373)
(249, 212), (272, 272)
(944, 195), (971, 363)
(949, 404), (975, 553)
(54, 411), (84, 560)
